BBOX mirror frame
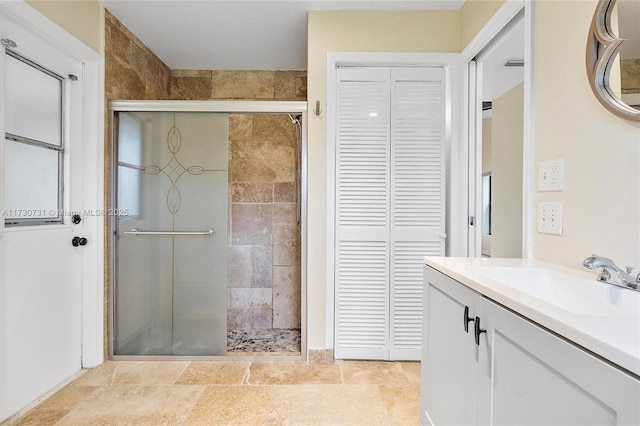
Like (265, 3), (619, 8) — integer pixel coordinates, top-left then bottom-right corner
(586, 0), (640, 122)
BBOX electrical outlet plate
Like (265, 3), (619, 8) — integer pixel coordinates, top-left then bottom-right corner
(538, 159), (564, 192)
(537, 202), (563, 235)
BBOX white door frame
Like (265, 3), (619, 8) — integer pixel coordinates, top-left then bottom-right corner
(458, 0), (536, 259)
(0, 1), (105, 368)
(325, 52), (458, 351)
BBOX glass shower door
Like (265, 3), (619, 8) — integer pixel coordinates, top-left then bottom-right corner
(114, 112), (228, 356)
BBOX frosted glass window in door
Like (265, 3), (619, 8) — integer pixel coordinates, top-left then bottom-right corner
(4, 52), (62, 146)
(3, 139), (60, 219)
(3, 51), (64, 225)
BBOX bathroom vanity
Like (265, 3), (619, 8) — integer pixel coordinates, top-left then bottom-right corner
(420, 257), (640, 426)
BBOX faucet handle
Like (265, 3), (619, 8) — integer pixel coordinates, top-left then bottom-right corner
(597, 269), (611, 282)
(626, 266), (634, 274)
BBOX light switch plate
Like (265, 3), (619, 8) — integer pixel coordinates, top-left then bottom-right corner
(538, 202), (563, 235)
(538, 159), (564, 192)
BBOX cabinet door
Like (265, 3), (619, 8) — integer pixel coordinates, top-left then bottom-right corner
(480, 299), (640, 426)
(421, 267), (480, 426)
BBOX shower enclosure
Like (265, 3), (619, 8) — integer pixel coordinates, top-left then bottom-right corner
(109, 101), (307, 359)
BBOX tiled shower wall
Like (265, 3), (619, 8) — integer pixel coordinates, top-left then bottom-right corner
(105, 9), (306, 351)
(227, 114), (301, 330)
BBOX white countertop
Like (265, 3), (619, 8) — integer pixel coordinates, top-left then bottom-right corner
(424, 257), (640, 377)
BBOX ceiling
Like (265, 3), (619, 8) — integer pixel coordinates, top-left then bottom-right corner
(480, 17), (524, 104)
(100, 0), (464, 70)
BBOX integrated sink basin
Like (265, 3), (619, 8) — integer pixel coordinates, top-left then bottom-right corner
(468, 266), (638, 317)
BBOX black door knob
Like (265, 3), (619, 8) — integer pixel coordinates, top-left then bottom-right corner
(72, 214), (82, 224)
(72, 237), (88, 247)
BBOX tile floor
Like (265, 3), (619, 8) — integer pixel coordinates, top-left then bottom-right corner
(3, 360), (420, 426)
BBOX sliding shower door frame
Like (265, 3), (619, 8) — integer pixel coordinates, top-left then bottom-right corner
(107, 100), (308, 361)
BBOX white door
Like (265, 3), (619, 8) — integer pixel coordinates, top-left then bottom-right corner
(334, 67), (446, 360)
(0, 15), (86, 420)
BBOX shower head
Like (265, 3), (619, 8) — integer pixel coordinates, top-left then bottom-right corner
(287, 114), (302, 125)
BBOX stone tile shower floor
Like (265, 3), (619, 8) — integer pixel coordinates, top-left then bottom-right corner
(3, 360), (420, 426)
(227, 328), (301, 354)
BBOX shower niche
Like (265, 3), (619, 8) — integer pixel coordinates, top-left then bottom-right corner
(111, 107), (304, 358)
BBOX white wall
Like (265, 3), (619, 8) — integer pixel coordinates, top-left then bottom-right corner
(533, 1), (640, 269)
(482, 117), (492, 255)
(491, 83), (524, 258)
(25, 0), (104, 54)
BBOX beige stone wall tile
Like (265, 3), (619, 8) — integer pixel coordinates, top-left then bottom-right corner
(186, 386), (272, 425)
(252, 307), (273, 329)
(231, 182), (274, 203)
(273, 266), (301, 328)
(229, 288), (272, 309)
(252, 114), (297, 142)
(228, 245), (272, 300)
(274, 202), (297, 224)
(130, 43), (157, 85)
(105, 56), (146, 100)
(274, 182), (297, 202)
(621, 59), (640, 93)
(230, 141), (296, 182)
(170, 71), (213, 100)
(228, 246), (252, 288)
(273, 224), (301, 266)
(104, 20), (130, 63)
(227, 308), (252, 330)
(229, 114), (253, 141)
(242, 70), (275, 99)
(212, 70), (275, 99)
(274, 70), (307, 100)
(231, 204), (273, 246)
(176, 361), (249, 385)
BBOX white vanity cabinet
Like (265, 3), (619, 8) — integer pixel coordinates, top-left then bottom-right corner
(421, 266), (640, 426)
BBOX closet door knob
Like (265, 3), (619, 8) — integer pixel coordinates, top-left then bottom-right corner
(463, 306), (474, 332)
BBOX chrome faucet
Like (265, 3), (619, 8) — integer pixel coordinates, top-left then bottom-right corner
(582, 254), (640, 291)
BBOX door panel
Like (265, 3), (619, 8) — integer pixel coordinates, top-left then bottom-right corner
(114, 112), (228, 356)
(0, 14), (84, 420)
(335, 67), (446, 360)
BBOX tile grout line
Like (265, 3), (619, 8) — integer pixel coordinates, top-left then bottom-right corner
(174, 361), (191, 385)
(242, 361), (252, 385)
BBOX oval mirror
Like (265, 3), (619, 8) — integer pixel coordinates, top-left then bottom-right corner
(586, 0), (640, 122)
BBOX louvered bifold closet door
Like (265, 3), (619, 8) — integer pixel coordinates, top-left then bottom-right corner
(390, 68), (446, 360)
(335, 68), (391, 360)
